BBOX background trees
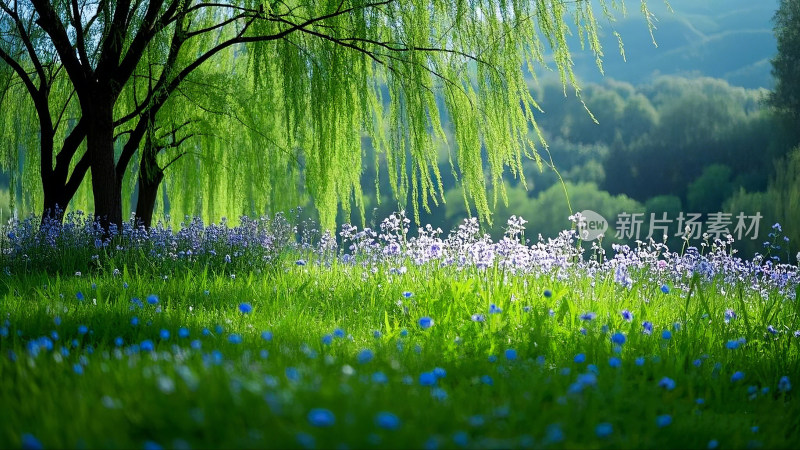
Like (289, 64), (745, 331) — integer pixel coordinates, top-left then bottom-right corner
(1, 0), (661, 230)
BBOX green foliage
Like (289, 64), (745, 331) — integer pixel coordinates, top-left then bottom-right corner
(687, 164), (735, 213)
(769, 0), (800, 129)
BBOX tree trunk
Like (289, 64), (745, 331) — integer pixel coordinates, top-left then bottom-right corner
(134, 141), (164, 229)
(86, 92), (123, 232)
(41, 186), (68, 225)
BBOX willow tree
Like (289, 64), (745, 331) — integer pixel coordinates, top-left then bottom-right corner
(0, 0), (662, 230)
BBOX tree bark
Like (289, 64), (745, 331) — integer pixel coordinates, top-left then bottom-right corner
(134, 138), (164, 229)
(86, 90), (123, 231)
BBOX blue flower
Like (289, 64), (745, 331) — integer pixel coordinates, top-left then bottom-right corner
(402, 291), (413, 298)
(372, 372), (388, 384)
(543, 289), (552, 298)
(146, 294), (159, 305)
(574, 353), (586, 364)
(418, 316), (434, 329)
(285, 367), (300, 382)
(693, 359), (702, 367)
(656, 414), (672, 427)
(731, 371), (745, 383)
(238, 303), (253, 314)
(621, 309), (633, 321)
(489, 304), (502, 314)
(642, 321), (653, 335)
(419, 371), (437, 386)
(660, 284), (670, 294)
(431, 387), (448, 401)
(333, 328), (346, 338)
(21, 433), (44, 450)
(322, 334), (333, 345)
(261, 330), (273, 341)
(545, 424), (564, 443)
(471, 314), (486, 323)
(76, 291), (84, 301)
(190, 340), (201, 350)
(400, 328), (408, 337)
(595, 422), (613, 438)
(54, 316), (62, 326)
(143, 441), (163, 450)
(373, 330), (382, 339)
(488, 355), (497, 363)
(295, 259), (306, 266)
(505, 349), (517, 361)
(228, 334), (243, 344)
(658, 377), (676, 390)
(433, 367), (447, 378)
(480, 375), (493, 385)
(452, 431), (469, 447)
(140, 340), (154, 352)
(579, 312), (596, 321)
(611, 332), (626, 346)
(159, 329), (170, 340)
(375, 411), (401, 430)
(178, 328), (190, 339)
(131, 316), (139, 327)
(767, 325), (778, 335)
(708, 439), (719, 449)
(78, 325), (88, 335)
(358, 349), (374, 364)
(114, 337), (124, 347)
(662, 330), (672, 340)
(609, 357), (621, 368)
(307, 408), (335, 427)
(778, 375), (792, 392)
(73, 363), (84, 375)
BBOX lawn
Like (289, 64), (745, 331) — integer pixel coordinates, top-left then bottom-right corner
(0, 212), (798, 449)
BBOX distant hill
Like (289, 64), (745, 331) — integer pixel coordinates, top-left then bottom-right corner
(566, 0), (779, 89)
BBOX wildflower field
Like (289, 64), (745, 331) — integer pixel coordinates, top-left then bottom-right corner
(1, 212), (798, 449)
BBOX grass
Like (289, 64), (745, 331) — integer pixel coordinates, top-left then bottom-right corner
(0, 215), (798, 449)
